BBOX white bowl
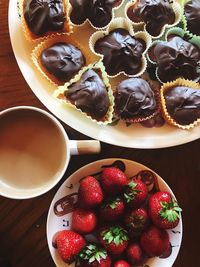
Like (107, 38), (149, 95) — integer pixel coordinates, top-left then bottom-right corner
(47, 158), (182, 267)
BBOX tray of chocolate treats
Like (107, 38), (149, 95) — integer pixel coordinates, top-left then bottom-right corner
(8, 0), (200, 148)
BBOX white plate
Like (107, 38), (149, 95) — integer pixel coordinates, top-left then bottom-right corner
(47, 158), (182, 267)
(8, 0), (200, 148)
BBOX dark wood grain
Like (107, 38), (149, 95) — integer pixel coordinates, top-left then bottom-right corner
(0, 1), (200, 266)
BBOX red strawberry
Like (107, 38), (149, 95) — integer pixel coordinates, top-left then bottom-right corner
(78, 243), (112, 267)
(55, 230), (86, 263)
(125, 242), (146, 265)
(124, 208), (149, 238)
(114, 260), (131, 267)
(124, 178), (148, 208)
(52, 231), (61, 248)
(140, 225), (170, 257)
(101, 167), (128, 194)
(100, 198), (125, 222)
(149, 191), (182, 229)
(99, 225), (129, 255)
(78, 176), (104, 208)
(72, 208), (97, 234)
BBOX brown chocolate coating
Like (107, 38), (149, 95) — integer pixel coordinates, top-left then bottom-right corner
(127, 0), (175, 37)
(40, 42), (85, 82)
(150, 36), (200, 83)
(24, 0), (65, 35)
(64, 69), (110, 119)
(94, 29), (146, 76)
(164, 86), (200, 125)
(185, 0), (200, 36)
(115, 78), (156, 119)
(69, 0), (117, 27)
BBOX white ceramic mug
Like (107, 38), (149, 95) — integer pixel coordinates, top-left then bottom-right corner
(0, 106), (101, 199)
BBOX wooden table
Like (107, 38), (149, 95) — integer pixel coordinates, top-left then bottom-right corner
(1, 1), (200, 266)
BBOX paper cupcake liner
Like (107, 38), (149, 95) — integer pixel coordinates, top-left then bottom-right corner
(124, 0), (144, 32)
(125, 0), (183, 39)
(89, 17), (151, 78)
(179, 0), (190, 7)
(182, 13), (200, 38)
(147, 27), (200, 83)
(114, 79), (161, 124)
(165, 26), (200, 48)
(19, 0), (72, 42)
(53, 61), (114, 125)
(68, 0), (125, 31)
(146, 40), (162, 65)
(31, 33), (93, 86)
(160, 78), (200, 130)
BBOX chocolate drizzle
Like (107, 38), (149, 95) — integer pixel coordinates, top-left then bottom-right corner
(185, 0), (200, 36)
(115, 78), (156, 119)
(164, 86), (200, 125)
(70, 0), (119, 28)
(127, 0), (175, 37)
(131, 169), (159, 193)
(24, 0), (65, 35)
(149, 35), (200, 82)
(64, 69), (110, 119)
(54, 193), (78, 216)
(94, 29), (146, 76)
(40, 42), (85, 82)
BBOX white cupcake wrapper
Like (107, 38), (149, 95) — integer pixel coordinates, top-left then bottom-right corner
(125, 0), (183, 39)
(53, 61), (114, 125)
(68, 0), (125, 31)
(89, 17), (152, 78)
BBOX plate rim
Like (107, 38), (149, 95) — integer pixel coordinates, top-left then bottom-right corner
(8, 0), (200, 149)
(46, 158), (183, 267)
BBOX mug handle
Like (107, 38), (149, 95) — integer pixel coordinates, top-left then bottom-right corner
(69, 140), (101, 155)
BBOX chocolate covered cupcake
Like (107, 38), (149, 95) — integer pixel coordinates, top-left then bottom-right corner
(21, 0), (71, 41)
(65, 69), (110, 119)
(160, 78), (200, 129)
(184, 0), (200, 36)
(148, 34), (200, 83)
(125, 0), (182, 38)
(115, 78), (158, 123)
(95, 29), (146, 76)
(40, 42), (85, 82)
(54, 62), (114, 124)
(69, 0), (123, 28)
(31, 34), (91, 86)
(90, 18), (152, 78)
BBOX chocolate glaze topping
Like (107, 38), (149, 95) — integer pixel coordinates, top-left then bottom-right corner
(24, 0), (65, 35)
(115, 78), (156, 119)
(94, 29), (146, 76)
(165, 86), (200, 125)
(40, 42), (85, 82)
(70, 0), (118, 28)
(150, 36), (200, 82)
(127, 0), (175, 37)
(64, 69), (110, 119)
(185, 0), (200, 36)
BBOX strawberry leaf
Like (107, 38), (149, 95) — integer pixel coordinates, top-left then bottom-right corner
(102, 226), (129, 245)
(128, 181), (137, 189)
(124, 182), (141, 203)
(160, 200), (182, 222)
(79, 243), (107, 263)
